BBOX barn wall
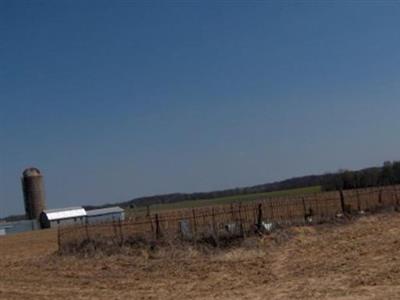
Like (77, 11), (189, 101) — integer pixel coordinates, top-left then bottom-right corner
(49, 217), (86, 228)
(86, 212), (125, 224)
(0, 220), (40, 235)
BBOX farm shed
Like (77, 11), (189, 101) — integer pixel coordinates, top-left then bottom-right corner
(40, 207), (87, 228)
(0, 225), (10, 236)
(86, 206), (125, 224)
(0, 219), (40, 235)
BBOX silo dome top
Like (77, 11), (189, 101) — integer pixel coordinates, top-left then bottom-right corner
(23, 167), (42, 177)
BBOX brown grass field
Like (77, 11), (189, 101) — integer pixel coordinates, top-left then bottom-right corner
(2, 212), (400, 299)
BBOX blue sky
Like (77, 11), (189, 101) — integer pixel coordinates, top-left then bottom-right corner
(1, 1), (400, 217)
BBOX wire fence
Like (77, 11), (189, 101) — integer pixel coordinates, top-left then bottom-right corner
(58, 185), (400, 252)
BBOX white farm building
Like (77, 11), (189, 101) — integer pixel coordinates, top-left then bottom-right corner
(40, 207), (87, 228)
(39, 206), (125, 228)
(86, 207), (125, 224)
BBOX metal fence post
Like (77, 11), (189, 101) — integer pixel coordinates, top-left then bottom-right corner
(192, 209), (197, 242)
(238, 203), (244, 237)
(85, 222), (90, 241)
(269, 201), (274, 222)
(302, 197), (308, 223)
(211, 207), (217, 236)
(119, 219), (124, 246)
(112, 220), (119, 246)
(394, 186), (400, 207)
(57, 227), (61, 252)
(339, 189), (346, 214)
(257, 203), (263, 230)
(155, 213), (161, 240)
(146, 205), (150, 217)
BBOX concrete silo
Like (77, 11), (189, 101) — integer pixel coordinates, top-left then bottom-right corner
(21, 167), (46, 220)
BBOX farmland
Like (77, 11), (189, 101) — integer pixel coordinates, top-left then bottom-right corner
(60, 185), (399, 253)
(126, 185), (321, 216)
(2, 212), (400, 299)
(3, 184), (400, 299)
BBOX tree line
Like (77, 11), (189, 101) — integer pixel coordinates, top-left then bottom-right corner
(119, 174), (334, 208)
(122, 161), (400, 208)
(322, 161), (400, 191)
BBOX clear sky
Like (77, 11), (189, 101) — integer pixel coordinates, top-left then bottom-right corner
(1, 1), (400, 218)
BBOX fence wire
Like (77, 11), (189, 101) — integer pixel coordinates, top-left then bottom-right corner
(58, 185), (400, 251)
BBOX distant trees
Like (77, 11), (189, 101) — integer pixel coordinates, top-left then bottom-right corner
(85, 161), (400, 212)
(122, 175), (335, 208)
(322, 161), (400, 191)
(122, 161), (400, 209)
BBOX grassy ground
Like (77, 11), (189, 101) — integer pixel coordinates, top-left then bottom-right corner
(127, 186), (321, 216)
(2, 211), (400, 299)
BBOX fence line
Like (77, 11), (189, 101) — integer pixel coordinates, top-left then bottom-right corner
(58, 185), (400, 251)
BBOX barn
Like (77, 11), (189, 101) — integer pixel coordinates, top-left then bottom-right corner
(40, 207), (87, 228)
(0, 225), (9, 236)
(0, 220), (40, 235)
(86, 207), (125, 224)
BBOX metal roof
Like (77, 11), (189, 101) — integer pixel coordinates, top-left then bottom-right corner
(43, 207), (86, 221)
(86, 206), (124, 217)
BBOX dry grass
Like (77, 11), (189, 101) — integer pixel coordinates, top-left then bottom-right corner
(58, 186), (399, 256)
(2, 213), (400, 299)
